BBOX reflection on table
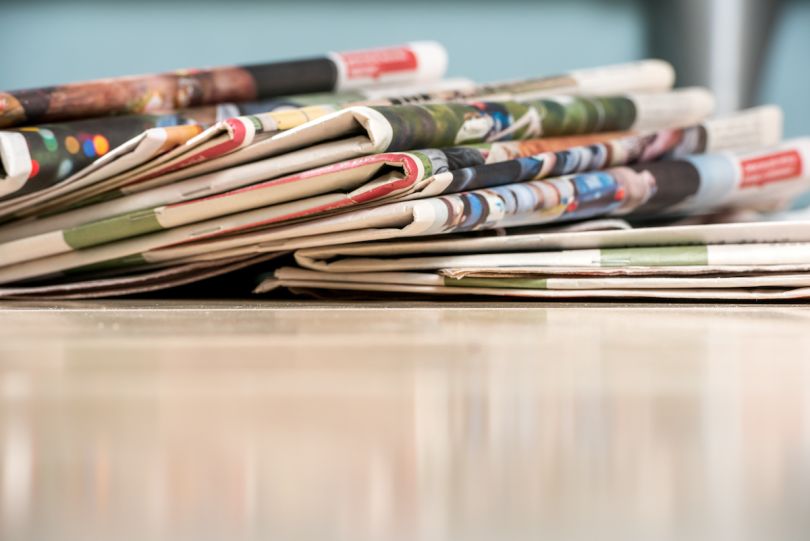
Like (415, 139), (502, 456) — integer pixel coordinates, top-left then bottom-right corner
(2, 301), (810, 540)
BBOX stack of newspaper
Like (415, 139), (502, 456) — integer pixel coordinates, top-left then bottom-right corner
(0, 41), (808, 300)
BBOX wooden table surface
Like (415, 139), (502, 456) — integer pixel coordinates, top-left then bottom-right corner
(2, 300), (810, 540)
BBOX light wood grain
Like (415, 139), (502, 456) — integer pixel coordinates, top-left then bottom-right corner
(2, 300), (810, 540)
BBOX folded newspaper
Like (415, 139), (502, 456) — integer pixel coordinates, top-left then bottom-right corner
(0, 45), (807, 302)
(0, 59), (675, 206)
(0, 42), (449, 128)
(262, 221), (810, 300)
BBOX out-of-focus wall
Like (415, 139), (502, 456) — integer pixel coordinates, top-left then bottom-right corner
(759, 0), (810, 139)
(1, 0), (808, 136)
(0, 0), (646, 86)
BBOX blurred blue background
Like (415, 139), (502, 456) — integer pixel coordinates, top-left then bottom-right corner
(1, 0), (808, 136)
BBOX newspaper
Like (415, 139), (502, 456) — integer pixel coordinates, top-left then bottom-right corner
(0, 87), (708, 226)
(0, 48), (808, 302)
(0, 107), (778, 269)
(0, 86), (714, 225)
(121, 136), (809, 267)
(0, 79), (475, 207)
(264, 270), (810, 301)
(0, 62), (669, 220)
(288, 220), (810, 272)
(0, 114), (208, 199)
(0, 124), (798, 287)
(0, 58), (675, 204)
(0, 42), (448, 128)
(259, 221), (810, 300)
(57, 59), (675, 200)
(0, 89), (712, 231)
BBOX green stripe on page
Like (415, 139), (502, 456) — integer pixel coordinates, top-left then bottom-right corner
(410, 151), (434, 177)
(63, 209), (163, 250)
(599, 245), (709, 267)
(443, 277), (549, 289)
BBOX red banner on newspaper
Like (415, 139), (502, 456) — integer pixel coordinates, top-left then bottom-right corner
(741, 150), (803, 188)
(338, 47), (419, 80)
